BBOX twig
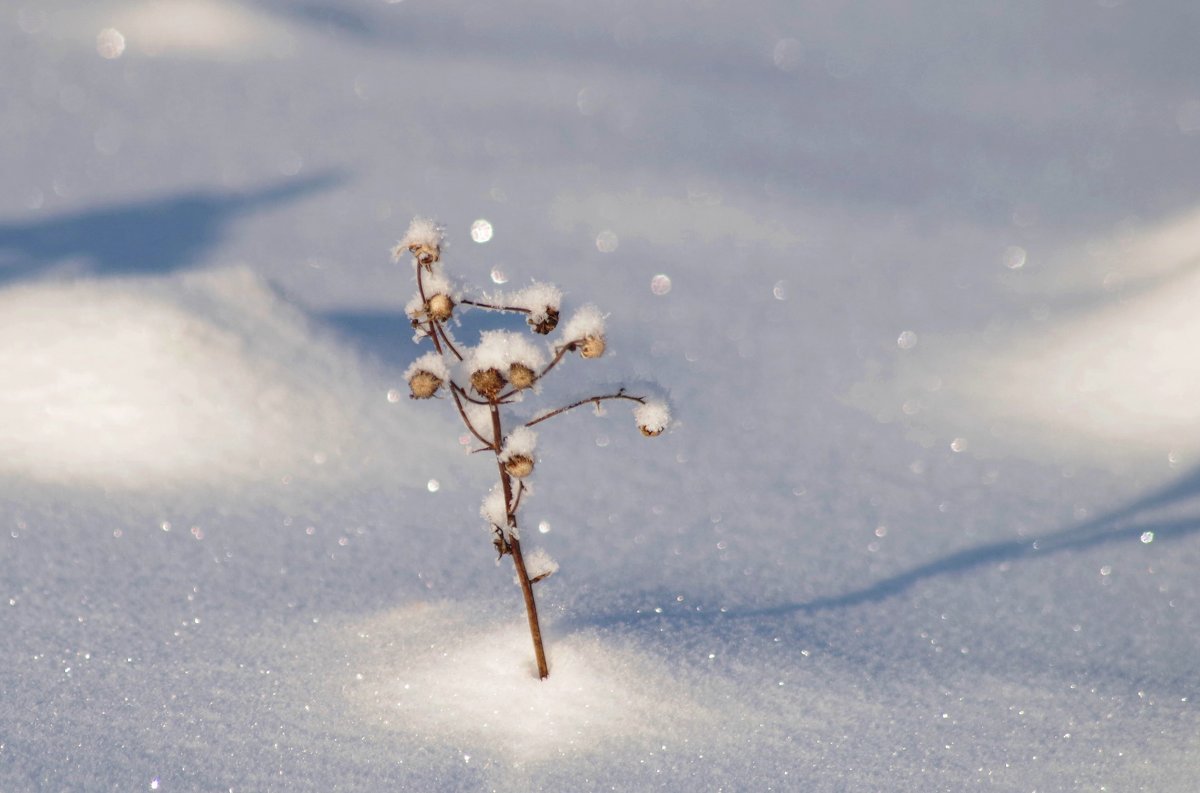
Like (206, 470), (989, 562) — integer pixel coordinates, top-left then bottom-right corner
(525, 389), (645, 428)
(460, 297), (531, 314)
(489, 401), (550, 679)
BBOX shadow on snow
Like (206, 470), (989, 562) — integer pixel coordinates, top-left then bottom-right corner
(0, 172), (342, 285)
(574, 464), (1200, 629)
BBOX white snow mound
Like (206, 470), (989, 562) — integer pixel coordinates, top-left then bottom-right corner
(0, 268), (448, 490)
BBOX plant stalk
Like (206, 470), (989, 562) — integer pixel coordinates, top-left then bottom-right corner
(490, 402), (550, 679)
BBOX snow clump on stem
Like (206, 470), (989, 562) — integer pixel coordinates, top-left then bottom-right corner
(500, 426), (537, 479)
(393, 216), (444, 267)
(404, 351), (451, 399)
(509, 282), (563, 334)
(559, 305), (607, 358)
(633, 400), (671, 436)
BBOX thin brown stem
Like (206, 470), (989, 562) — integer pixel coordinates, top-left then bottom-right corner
(511, 480), (526, 514)
(490, 401), (549, 680)
(460, 298), (531, 314)
(496, 344), (575, 402)
(414, 262), (444, 356)
(450, 386), (495, 449)
(525, 389), (645, 428)
(451, 381), (491, 406)
(434, 320), (464, 361)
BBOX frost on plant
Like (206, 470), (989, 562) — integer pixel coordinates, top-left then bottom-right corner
(395, 215), (670, 680)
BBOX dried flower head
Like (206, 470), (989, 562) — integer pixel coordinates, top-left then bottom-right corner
(529, 307), (559, 335)
(508, 283), (562, 334)
(426, 293), (454, 322)
(508, 363), (536, 390)
(503, 454), (534, 479)
(471, 367), (506, 399)
(580, 334), (606, 359)
(408, 370), (443, 399)
(403, 351), (451, 400)
(394, 217), (444, 268)
(499, 426), (538, 479)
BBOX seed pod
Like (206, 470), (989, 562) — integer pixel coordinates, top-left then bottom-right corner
(426, 293), (454, 322)
(408, 370), (443, 399)
(529, 307), (559, 335)
(579, 334), (606, 359)
(638, 424), (663, 437)
(504, 454), (534, 479)
(508, 363), (536, 390)
(470, 367), (505, 399)
(409, 242), (439, 268)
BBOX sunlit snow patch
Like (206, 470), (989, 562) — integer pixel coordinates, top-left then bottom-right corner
(0, 268), (448, 490)
(856, 207), (1200, 472)
(63, 0), (297, 61)
(343, 604), (713, 763)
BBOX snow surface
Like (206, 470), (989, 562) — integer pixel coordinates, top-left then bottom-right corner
(3, 1), (1200, 791)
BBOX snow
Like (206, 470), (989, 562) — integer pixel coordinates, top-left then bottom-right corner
(557, 304), (606, 345)
(4, 1), (1200, 791)
(403, 350), (451, 386)
(465, 329), (547, 374)
(505, 281), (563, 325)
(480, 483), (509, 530)
(392, 216), (444, 264)
(500, 425), (538, 463)
(519, 547), (558, 584)
(633, 399), (671, 435)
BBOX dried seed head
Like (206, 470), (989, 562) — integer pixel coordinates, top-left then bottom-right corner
(408, 370), (443, 399)
(579, 334), (606, 359)
(426, 293), (454, 322)
(470, 367), (506, 399)
(395, 217), (444, 267)
(508, 363), (536, 390)
(409, 242), (439, 268)
(639, 424), (664, 437)
(504, 454), (534, 479)
(529, 307), (559, 335)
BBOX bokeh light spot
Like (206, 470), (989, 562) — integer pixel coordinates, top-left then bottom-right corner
(97, 28), (126, 59)
(470, 219), (493, 243)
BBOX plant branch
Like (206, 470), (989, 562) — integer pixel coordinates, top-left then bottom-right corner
(434, 320), (464, 361)
(449, 385), (495, 449)
(490, 401), (549, 680)
(460, 297), (531, 314)
(524, 389), (645, 428)
(451, 381), (491, 406)
(496, 344), (574, 402)
(413, 260), (444, 356)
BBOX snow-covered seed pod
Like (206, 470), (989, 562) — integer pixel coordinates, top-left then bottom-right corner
(579, 334), (606, 359)
(409, 242), (439, 268)
(633, 400), (670, 437)
(394, 217), (444, 268)
(471, 367), (506, 399)
(504, 454), (534, 479)
(528, 307), (559, 335)
(408, 370), (443, 399)
(508, 363), (536, 390)
(426, 293), (454, 322)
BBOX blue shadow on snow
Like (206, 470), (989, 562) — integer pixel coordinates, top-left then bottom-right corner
(0, 171), (342, 284)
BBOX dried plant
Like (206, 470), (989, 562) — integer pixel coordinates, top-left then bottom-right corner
(396, 217), (670, 679)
